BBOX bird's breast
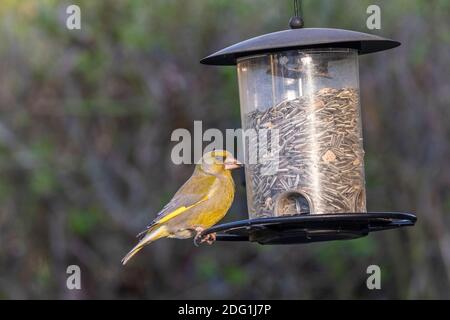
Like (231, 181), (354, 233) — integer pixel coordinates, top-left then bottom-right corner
(195, 174), (235, 228)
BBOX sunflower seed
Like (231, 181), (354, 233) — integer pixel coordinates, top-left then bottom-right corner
(244, 87), (367, 218)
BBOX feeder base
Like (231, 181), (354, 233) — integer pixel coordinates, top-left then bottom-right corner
(201, 212), (416, 245)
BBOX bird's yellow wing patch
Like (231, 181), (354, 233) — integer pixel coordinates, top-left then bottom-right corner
(155, 196), (208, 225)
(136, 170), (217, 239)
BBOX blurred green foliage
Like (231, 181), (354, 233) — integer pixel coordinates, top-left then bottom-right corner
(68, 207), (102, 236)
(0, 0), (448, 299)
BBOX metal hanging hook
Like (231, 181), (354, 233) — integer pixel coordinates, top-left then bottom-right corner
(289, 0), (304, 29)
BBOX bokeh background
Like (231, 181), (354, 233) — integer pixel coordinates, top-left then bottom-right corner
(0, 0), (449, 299)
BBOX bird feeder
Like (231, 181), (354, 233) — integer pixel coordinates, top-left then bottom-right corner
(200, 9), (416, 244)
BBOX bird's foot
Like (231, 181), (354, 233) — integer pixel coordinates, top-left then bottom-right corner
(202, 233), (216, 245)
(193, 227), (205, 247)
(193, 227), (216, 246)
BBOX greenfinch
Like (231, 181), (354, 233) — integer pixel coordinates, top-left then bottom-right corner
(121, 150), (242, 265)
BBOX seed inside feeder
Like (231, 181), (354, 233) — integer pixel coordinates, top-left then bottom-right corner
(237, 49), (367, 218)
(244, 87), (366, 218)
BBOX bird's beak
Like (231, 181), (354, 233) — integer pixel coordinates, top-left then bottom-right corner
(224, 156), (243, 170)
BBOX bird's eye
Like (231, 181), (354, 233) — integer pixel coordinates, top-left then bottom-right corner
(215, 156), (224, 162)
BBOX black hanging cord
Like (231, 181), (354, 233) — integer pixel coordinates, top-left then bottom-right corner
(294, 0), (301, 17)
(289, 0), (304, 29)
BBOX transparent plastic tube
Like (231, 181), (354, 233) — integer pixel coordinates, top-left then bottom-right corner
(237, 48), (366, 218)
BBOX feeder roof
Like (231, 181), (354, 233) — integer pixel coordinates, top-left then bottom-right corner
(201, 28), (400, 66)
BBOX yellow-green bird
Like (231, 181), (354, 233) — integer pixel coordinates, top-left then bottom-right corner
(121, 150), (242, 265)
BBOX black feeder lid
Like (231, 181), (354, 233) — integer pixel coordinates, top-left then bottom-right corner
(201, 28), (401, 66)
(199, 26), (415, 244)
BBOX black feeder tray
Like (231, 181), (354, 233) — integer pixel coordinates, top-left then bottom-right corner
(202, 212), (417, 244)
(199, 10), (417, 245)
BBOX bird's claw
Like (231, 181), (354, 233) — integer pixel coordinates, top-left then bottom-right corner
(203, 233), (216, 245)
(193, 234), (201, 247)
(193, 227), (204, 247)
(193, 227), (216, 246)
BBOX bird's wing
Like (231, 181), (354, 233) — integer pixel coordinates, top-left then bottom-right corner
(137, 170), (216, 238)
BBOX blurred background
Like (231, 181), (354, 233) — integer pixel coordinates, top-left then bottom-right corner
(0, 0), (449, 299)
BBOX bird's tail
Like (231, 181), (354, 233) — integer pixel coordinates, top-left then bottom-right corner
(121, 226), (168, 265)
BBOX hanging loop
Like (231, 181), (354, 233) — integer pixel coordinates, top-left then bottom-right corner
(294, 0), (300, 16)
(289, 0), (304, 29)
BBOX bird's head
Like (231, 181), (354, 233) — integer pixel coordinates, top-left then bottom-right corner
(199, 150), (242, 174)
